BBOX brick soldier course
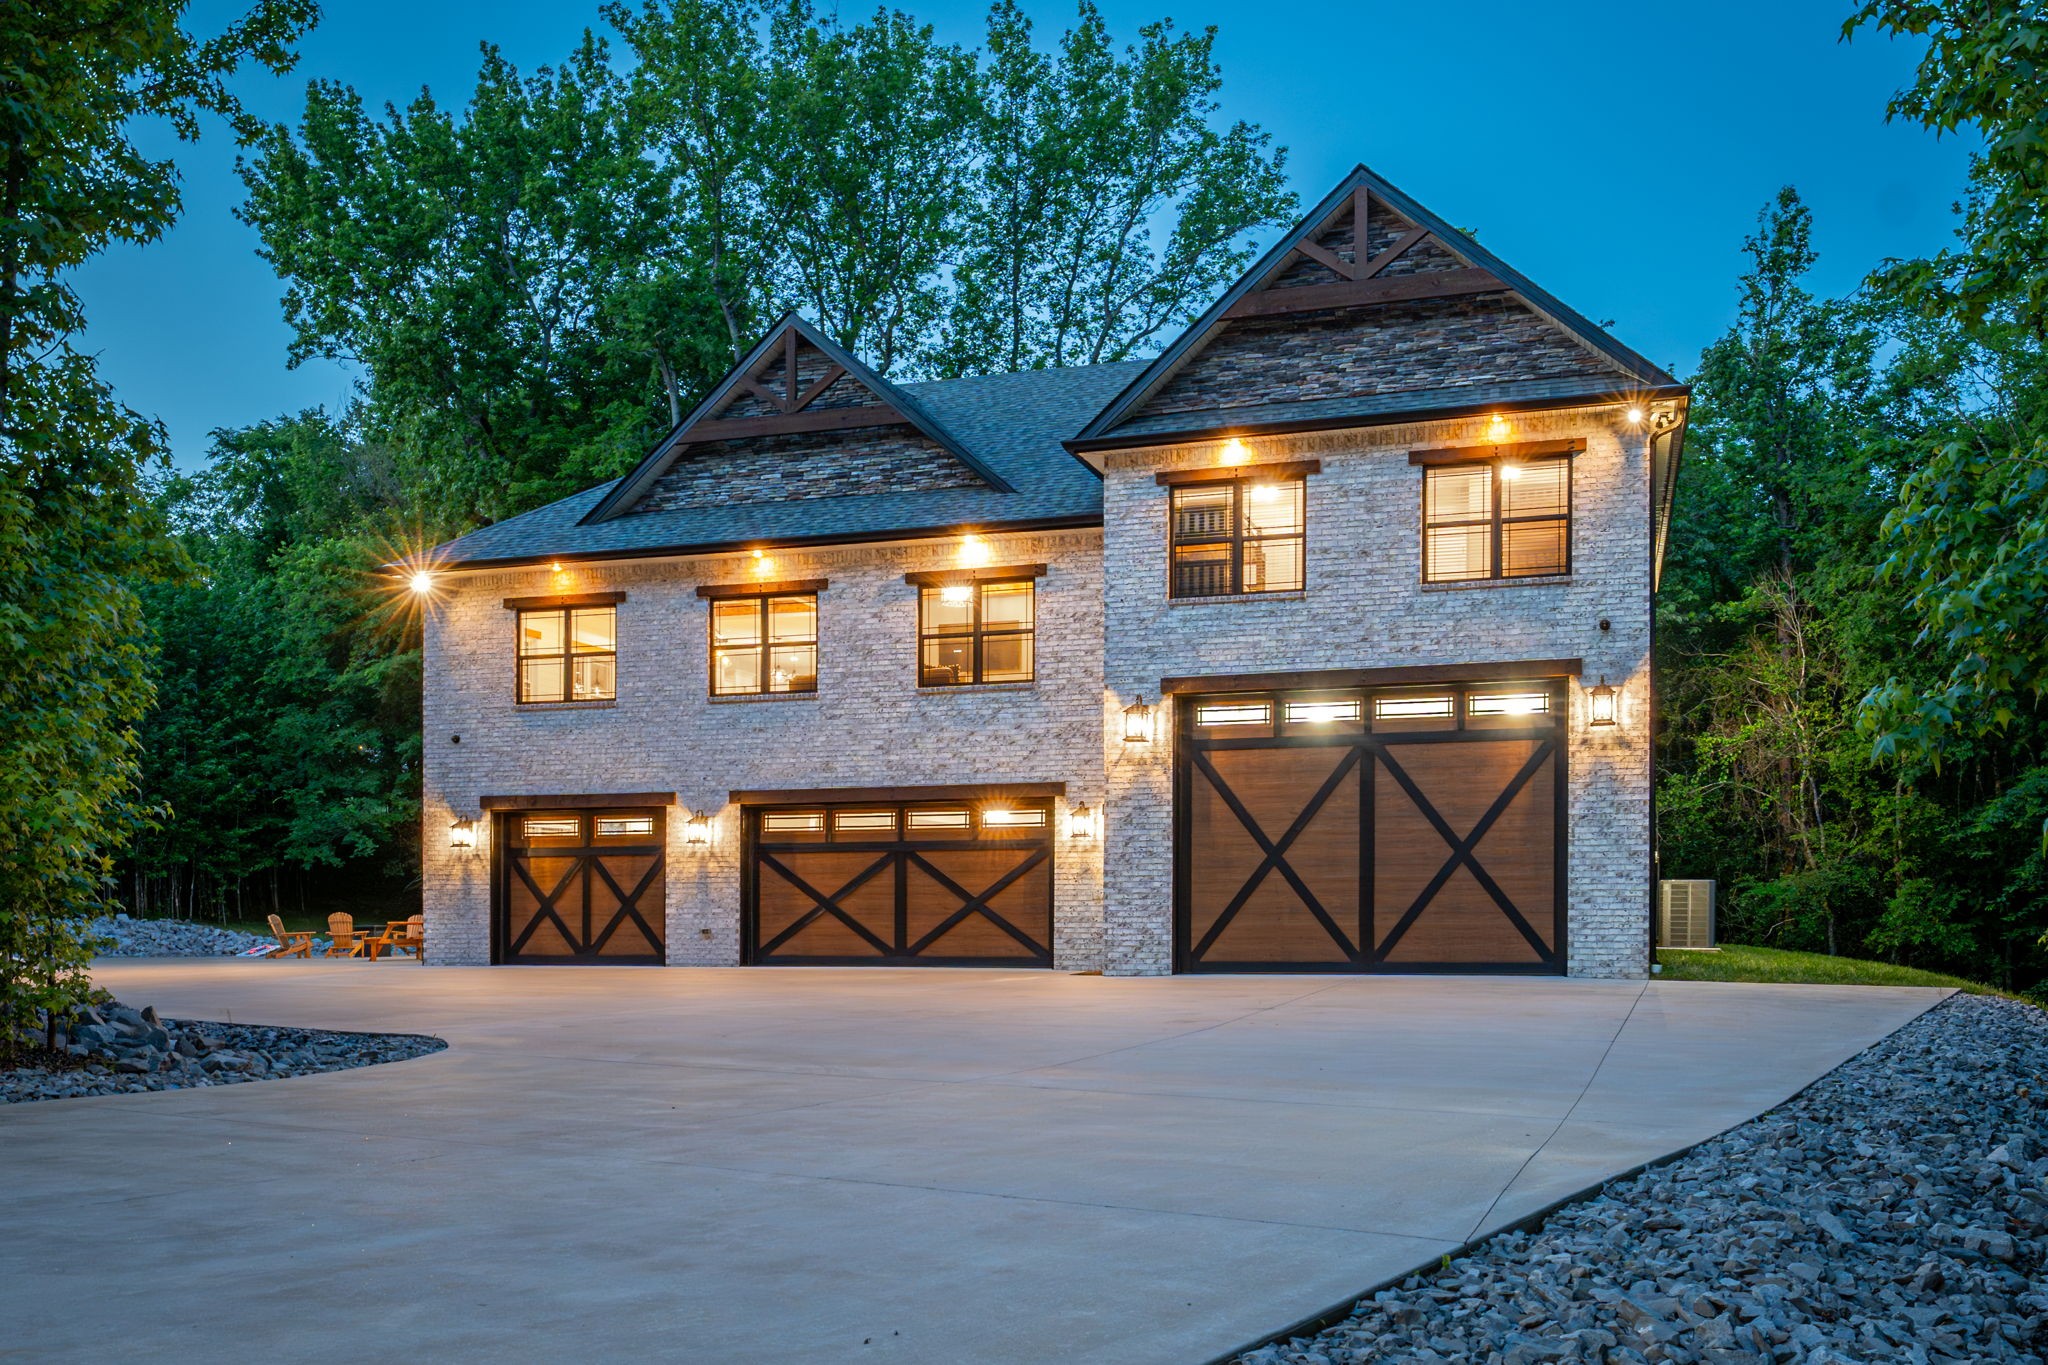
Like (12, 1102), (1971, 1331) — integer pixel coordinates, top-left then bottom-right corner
(418, 163), (1688, 979)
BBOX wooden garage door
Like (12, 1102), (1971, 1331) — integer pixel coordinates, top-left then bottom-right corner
(497, 809), (666, 964)
(1178, 682), (1564, 973)
(747, 801), (1053, 966)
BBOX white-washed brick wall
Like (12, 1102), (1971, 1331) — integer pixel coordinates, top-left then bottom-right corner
(1099, 407), (1653, 978)
(421, 530), (1107, 969)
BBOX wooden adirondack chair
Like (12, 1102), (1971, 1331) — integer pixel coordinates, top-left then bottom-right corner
(385, 915), (425, 963)
(266, 914), (315, 959)
(324, 912), (362, 957)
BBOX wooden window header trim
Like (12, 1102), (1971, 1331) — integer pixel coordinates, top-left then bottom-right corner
(731, 781), (1065, 805)
(1159, 657), (1585, 696)
(1407, 438), (1585, 467)
(902, 563), (1048, 587)
(695, 578), (828, 600)
(502, 591), (627, 610)
(1154, 459), (1321, 487)
(482, 792), (677, 811)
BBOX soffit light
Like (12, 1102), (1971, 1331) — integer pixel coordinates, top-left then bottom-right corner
(958, 534), (992, 568)
(1219, 438), (1250, 466)
(409, 570), (434, 595)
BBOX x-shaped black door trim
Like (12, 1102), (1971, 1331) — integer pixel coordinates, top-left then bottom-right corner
(1188, 747), (1363, 963)
(1373, 739), (1555, 961)
(755, 851), (897, 956)
(507, 854), (584, 956)
(904, 847), (1051, 957)
(507, 848), (664, 958)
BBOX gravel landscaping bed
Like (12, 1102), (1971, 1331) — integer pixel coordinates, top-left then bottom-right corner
(1240, 993), (2046, 1365)
(3, 1001), (444, 1103)
(89, 914), (290, 957)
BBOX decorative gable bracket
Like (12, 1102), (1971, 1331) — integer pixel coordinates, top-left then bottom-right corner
(1224, 184), (1505, 320)
(583, 313), (1009, 523)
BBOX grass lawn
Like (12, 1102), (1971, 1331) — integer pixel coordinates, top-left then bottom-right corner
(1656, 943), (2002, 995)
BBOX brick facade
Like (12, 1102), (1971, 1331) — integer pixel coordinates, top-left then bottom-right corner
(421, 528), (1107, 970)
(1097, 406), (1653, 978)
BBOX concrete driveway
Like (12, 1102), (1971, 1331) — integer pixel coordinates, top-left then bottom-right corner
(2, 964), (1945, 1363)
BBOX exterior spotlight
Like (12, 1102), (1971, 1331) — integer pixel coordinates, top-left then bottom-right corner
(409, 570), (434, 595)
(1066, 802), (1097, 840)
(1588, 676), (1618, 727)
(685, 809), (711, 845)
(1122, 695), (1154, 745)
(448, 817), (477, 853)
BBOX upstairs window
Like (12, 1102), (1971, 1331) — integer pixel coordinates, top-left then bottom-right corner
(517, 606), (616, 703)
(1423, 456), (1570, 582)
(919, 579), (1034, 686)
(711, 594), (817, 695)
(1170, 477), (1305, 597)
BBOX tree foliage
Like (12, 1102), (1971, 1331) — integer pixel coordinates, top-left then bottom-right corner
(233, 0), (1296, 522)
(1847, 1), (2048, 768)
(0, 0), (312, 1057)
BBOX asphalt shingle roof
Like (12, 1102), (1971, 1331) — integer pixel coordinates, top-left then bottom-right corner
(431, 360), (1146, 569)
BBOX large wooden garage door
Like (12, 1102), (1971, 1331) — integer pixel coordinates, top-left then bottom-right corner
(1177, 681), (1565, 973)
(497, 808), (666, 964)
(746, 800), (1053, 966)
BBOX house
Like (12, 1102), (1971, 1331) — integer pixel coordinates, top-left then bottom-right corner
(417, 165), (1687, 977)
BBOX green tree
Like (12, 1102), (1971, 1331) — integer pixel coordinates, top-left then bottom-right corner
(1848, 1), (2048, 768)
(0, 0), (313, 1058)
(935, 1), (1294, 375)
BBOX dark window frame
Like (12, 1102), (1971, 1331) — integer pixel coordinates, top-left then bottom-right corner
(1168, 475), (1307, 599)
(917, 577), (1036, 687)
(708, 592), (819, 697)
(515, 605), (617, 704)
(1421, 456), (1573, 583)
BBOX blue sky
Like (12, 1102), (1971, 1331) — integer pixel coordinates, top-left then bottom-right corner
(74, 0), (1973, 469)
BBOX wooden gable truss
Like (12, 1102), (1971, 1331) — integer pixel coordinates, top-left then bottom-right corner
(585, 314), (1007, 523)
(1071, 165), (1683, 448)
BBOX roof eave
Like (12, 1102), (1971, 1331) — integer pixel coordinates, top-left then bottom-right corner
(426, 512), (1107, 574)
(1063, 383), (1693, 454)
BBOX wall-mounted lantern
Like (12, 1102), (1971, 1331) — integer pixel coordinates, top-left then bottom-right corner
(685, 809), (712, 845)
(1587, 676), (1618, 727)
(448, 816), (477, 855)
(1122, 695), (1154, 744)
(1066, 802), (1097, 841)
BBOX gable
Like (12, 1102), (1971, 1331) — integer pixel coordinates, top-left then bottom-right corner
(1076, 167), (1678, 445)
(585, 315), (1006, 523)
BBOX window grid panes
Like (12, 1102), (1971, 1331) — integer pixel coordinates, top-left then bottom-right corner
(711, 594), (817, 696)
(517, 606), (616, 703)
(919, 579), (1035, 686)
(1169, 477), (1306, 598)
(1422, 457), (1570, 583)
